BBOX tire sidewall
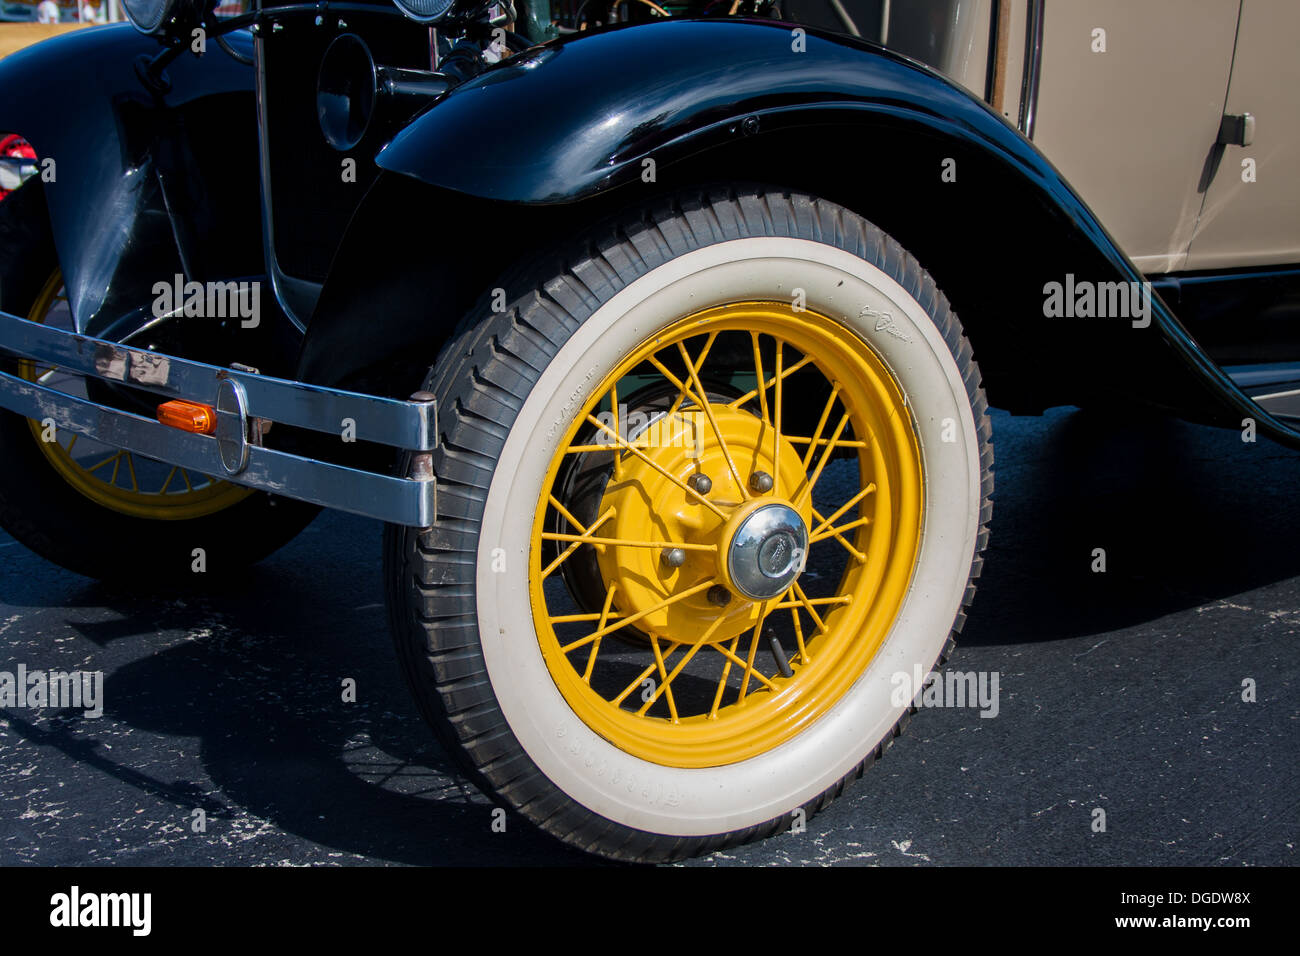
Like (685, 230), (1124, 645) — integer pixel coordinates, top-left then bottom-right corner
(474, 234), (982, 837)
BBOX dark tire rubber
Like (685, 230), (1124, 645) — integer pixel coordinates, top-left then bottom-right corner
(385, 186), (994, 863)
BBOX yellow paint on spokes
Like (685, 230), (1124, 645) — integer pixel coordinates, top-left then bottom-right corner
(20, 271), (252, 521)
(530, 302), (923, 768)
(593, 406), (811, 648)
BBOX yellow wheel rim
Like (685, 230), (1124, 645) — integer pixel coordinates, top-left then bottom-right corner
(530, 302), (923, 768)
(18, 271), (253, 520)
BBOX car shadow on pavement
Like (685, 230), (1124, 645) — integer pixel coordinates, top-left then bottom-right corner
(24, 604), (601, 865)
(3, 404), (1297, 864)
(3, 541), (604, 865)
(961, 406), (1300, 647)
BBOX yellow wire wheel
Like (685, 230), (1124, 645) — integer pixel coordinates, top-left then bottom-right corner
(530, 302), (923, 768)
(18, 270), (252, 521)
(387, 189), (991, 860)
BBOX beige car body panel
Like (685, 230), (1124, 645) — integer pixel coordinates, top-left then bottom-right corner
(1184, 0), (1300, 269)
(1030, 0), (1240, 274)
(895, 0), (1298, 276)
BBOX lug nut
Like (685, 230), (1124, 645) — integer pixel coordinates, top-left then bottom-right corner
(707, 585), (732, 606)
(749, 471), (774, 494)
(688, 473), (712, 495)
(661, 547), (687, 569)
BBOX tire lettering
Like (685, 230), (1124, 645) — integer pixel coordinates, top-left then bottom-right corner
(546, 367), (599, 441)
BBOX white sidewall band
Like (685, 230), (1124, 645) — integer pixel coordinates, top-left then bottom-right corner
(476, 237), (981, 837)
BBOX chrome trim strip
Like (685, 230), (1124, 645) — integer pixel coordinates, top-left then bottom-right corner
(254, 29), (321, 330)
(0, 368), (436, 526)
(0, 309), (436, 451)
(1018, 0), (1044, 139)
(983, 0), (1000, 104)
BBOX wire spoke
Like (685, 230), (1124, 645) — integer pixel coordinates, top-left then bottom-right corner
(795, 412), (850, 506)
(582, 584), (618, 683)
(548, 494), (591, 535)
(664, 332), (718, 418)
(611, 643), (683, 707)
(727, 354), (814, 409)
(810, 506), (867, 562)
(709, 634), (740, 719)
(584, 414), (727, 518)
(772, 341), (783, 473)
(798, 385), (842, 472)
(548, 611), (627, 623)
(635, 614), (725, 717)
(791, 581), (829, 635)
(710, 637), (779, 696)
(789, 603), (809, 665)
(770, 594), (852, 610)
(738, 616), (765, 703)
(568, 441), (654, 454)
(785, 435), (869, 450)
(541, 507), (615, 579)
(559, 579), (716, 654)
(86, 451), (121, 474)
(811, 482), (876, 537)
(750, 333), (770, 428)
(643, 337), (717, 420)
(646, 636), (678, 721)
(540, 533), (716, 553)
(810, 515), (873, 544)
(677, 341), (747, 497)
(608, 379), (623, 480)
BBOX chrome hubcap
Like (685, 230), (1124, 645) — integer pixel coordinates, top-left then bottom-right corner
(725, 503), (808, 601)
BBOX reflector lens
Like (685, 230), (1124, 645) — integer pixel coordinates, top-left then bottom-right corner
(158, 400), (217, 435)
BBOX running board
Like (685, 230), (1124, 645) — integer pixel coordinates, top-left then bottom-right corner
(1225, 362), (1300, 421)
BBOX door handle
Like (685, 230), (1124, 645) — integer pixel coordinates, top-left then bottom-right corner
(1218, 112), (1255, 147)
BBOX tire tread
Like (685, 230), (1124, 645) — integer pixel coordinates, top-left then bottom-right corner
(384, 186), (994, 863)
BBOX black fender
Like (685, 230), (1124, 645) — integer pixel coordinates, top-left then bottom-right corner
(0, 24), (264, 342)
(312, 18), (1297, 447)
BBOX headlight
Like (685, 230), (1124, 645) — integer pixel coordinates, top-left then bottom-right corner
(122, 0), (178, 33)
(391, 0), (458, 24)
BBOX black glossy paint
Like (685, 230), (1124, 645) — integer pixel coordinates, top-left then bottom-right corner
(0, 24), (263, 340)
(3, 18), (1297, 452)
(362, 18), (1300, 448)
(379, 18), (1036, 208)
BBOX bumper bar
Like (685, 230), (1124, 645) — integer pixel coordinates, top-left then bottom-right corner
(0, 309), (438, 526)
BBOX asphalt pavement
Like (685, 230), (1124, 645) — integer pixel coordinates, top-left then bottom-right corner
(1, 406), (1296, 866)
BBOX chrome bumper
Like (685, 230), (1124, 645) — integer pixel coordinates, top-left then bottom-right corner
(0, 309), (437, 526)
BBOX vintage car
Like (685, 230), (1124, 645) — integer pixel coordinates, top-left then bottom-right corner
(0, 0), (1295, 862)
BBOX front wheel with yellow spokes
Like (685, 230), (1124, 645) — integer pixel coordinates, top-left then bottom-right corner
(532, 302), (923, 769)
(0, 182), (319, 581)
(385, 188), (992, 863)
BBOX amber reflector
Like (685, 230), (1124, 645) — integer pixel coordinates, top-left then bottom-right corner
(157, 400), (217, 435)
